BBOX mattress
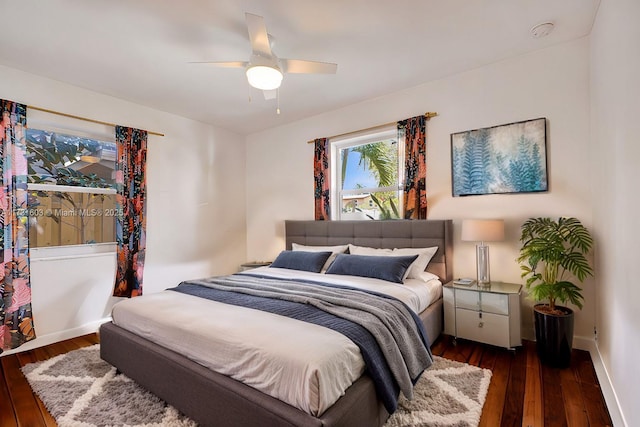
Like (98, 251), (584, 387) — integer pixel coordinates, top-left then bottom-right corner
(110, 268), (442, 416)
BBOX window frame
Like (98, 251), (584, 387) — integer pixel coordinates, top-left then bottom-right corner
(27, 183), (119, 251)
(30, 241), (116, 261)
(330, 125), (404, 220)
(25, 126), (119, 252)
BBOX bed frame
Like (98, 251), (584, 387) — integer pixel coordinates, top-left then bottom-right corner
(100, 219), (453, 427)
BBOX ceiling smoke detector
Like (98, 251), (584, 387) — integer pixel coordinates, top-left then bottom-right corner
(530, 21), (555, 38)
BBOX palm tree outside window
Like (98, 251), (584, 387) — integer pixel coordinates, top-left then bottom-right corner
(331, 126), (402, 220)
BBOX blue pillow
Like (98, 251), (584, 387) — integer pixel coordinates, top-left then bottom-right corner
(269, 250), (333, 273)
(325, 253), (419, 284)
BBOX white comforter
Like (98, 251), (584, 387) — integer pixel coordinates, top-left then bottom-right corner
(110, 267), (441, 416)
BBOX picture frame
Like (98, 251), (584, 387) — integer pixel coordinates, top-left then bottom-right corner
(451, 117), (547, 197)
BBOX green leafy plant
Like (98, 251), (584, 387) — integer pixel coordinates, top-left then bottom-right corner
(341, 141), (397, 189)
(370, 192), (399, 219)
(517, 217), (594, 313)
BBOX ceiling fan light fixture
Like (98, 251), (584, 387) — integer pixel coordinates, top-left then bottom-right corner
(246, 65), (283, 90)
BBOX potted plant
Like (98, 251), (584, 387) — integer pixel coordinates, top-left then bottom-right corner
(517, 217), (594, 368)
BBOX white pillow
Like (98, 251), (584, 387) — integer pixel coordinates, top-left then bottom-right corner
(348, 244), (393, 256)
(291, 243), (349, 272)
(418, 271), (441, 283)
(392, 247), (438, 280)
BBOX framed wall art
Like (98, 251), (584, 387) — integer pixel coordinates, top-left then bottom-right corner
(451, 117), (547, 197)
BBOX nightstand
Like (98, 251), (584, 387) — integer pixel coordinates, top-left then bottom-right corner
(239, 261), (272, 271)
(443, 281), (522, 349)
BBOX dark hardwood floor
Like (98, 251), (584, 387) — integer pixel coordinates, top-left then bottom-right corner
(431, 335), (613, 427)
(1, 333), (613, 426)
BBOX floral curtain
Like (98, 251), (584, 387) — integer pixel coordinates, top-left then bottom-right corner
(113, 126), (147, 297)
(398, 115), (427, 219)
(0, 100), (35, 353)
(313, 137), (330, 220)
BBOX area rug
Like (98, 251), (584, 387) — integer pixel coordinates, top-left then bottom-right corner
(22, 345), (491, 427)
(384, 356), (492, 427)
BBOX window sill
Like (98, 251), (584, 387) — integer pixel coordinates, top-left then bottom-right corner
(30, 243), (116, 261)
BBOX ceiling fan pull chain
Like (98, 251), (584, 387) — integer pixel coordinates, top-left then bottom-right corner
(276, 88), (281, 115)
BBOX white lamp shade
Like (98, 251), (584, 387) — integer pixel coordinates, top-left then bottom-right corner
(246, 65), (283, 90)
(461, 219), (505, 242)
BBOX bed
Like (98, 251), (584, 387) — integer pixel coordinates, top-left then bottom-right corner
(100, 219), (453, 427)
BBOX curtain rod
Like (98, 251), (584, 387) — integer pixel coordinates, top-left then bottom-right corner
(27, 105), (165, 137)
(307, 112), (438, 143)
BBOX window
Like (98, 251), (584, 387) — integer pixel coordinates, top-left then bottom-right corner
(331, 127), (403, 220)
(26, 128), (118, 248)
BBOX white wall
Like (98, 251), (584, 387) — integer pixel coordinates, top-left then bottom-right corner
(0, 65), (247, 354)
(246, 38), (594, 342)
(590, 0), (640, 425)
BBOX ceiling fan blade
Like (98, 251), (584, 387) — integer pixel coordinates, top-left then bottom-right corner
(281, 59), (337, 74)
(245, 13), (272, 58)
(188, 61), (248, 68)
(263, 89), (277, 100)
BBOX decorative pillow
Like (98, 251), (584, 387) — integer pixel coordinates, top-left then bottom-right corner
(348, 244), (393, 256)
(418, 271), (441, 283)
(348, 244), (438, 280)
(291, 243), (349, 272)
(325, 253), (418, 284)
(392, 247), (438, 279)
(269, 250), (333, 273)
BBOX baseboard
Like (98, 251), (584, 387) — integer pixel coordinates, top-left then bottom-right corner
(579, 337), (627, 427)
(0, 317), (111, 357)
(573, 334), (594, 351)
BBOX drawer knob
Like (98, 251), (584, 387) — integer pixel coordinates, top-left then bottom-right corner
(478, 322), (484, 328)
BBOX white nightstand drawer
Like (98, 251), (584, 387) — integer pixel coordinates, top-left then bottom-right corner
(454, 289), (509, 315)
(455, 308), (511, 348)
(479, 292), (509, 315)
(454, 289), (480, 310)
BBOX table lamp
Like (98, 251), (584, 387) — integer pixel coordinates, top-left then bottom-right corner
(461, 219), (505, 285)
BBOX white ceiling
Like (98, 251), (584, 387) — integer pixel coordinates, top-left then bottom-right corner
(0, 0), (600, 135)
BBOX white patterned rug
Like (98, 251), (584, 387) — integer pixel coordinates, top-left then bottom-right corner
(21, 345), (491, 427)
(385, 356), (492, 427)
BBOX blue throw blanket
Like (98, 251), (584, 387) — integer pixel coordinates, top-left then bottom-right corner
(168, 273), (433, 414)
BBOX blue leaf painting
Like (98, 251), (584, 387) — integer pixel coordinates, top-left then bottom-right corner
(451, 118), (547, 196)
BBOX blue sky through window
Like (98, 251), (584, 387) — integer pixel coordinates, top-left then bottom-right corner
(342, 149), (378, 190)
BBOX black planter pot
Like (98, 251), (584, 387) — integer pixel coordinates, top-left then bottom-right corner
(533, 304), (574, 368)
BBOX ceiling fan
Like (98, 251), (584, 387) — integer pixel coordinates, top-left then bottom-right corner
(192, 13), (337, 102)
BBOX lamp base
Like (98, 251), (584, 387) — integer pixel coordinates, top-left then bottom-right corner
(476, 244), (490, 285)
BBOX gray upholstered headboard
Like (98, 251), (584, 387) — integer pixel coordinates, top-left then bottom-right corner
(285, 219), (453, 283)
